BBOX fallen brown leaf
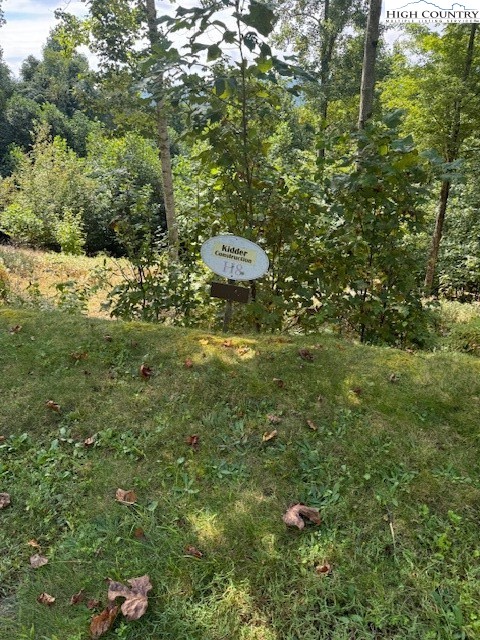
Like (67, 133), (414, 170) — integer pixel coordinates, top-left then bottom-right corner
(104, 335), (112, 342)
(45, 400), (60, 412)
(184, 545), (203, 558)
(37, 592), (55, 606)
(389, 373), (399, 383)
(84, 435), (96, 447)
(185, 434), (199, 450)
(222, 339), (234, 348)
(273, 378), (285, 388)
(133, 527), (146, 540)
(9, 325), (22, 334)
(107, 575), (152, 622)
(70, 589), (85, 605)
(267, 414), (282, 424)
(0, 493), (11, 509)
(90, 604), (119, 639)
(70, 352), (88, 361)
(27, 539), (40, 548)
(298, 348), (314, 361)
(139, 364), (153, 379)
(352, 387), (362, 396)
(236, 346), (250, 356)
(184, 358), (193, 368)
(315, 563), (332, 575)
(0, 435), (5, 442)
(262, 430), (278, 442)
(306, 419), (318, 431)
(115, 489), (137, 505)
(30, 554), (48, 569)
(283, 504), (322, 530)
(87, 598), (101, 610)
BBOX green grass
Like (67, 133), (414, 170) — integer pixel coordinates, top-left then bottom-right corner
(1, 307), (480, 640)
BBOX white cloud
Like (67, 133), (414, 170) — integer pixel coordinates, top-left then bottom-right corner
(1, 0), (90, 75)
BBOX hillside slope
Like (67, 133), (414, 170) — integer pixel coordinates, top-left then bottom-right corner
(1, 308), (479, 640)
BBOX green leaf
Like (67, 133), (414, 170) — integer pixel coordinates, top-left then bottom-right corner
(239, 1), (276, 37)
(223, 30), (236, 44)
(207, 44), (222, 61)
(256, 56), (273, 73)
(191, 42), (209, 54)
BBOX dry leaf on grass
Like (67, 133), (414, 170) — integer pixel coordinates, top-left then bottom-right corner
(185, 434), (200, 450)
(267, 414), (282, 424)
(70, 352), (88, 361)
(389, 373), (399, 383)
(298, 348), (314, 361)
(352, 387), (362, 396)
(115, 489), (137, 505)
(222, 339), (234, 348)
(70, 589), (85, 605)
(90, 604), (119, 639)
(273, 378), (285, 388)
(107, 575), (152, 622)
(315, 563), (332, 575)
(37, 592), (55, 606)
(133, 527), (146, 540)
(306, 420), (318, 431)
(199, 338), (209, 346)
(104, 335), (112, 342)
(9, 325), (22, 334)
(45, 400), (60, 412)
(139, 364), (153, 379)
(283, 504), (322, 530)
(30, 554), (48, 569)
(0, 435), (5, 442)
(87, 598), (101, 610)
(84, 436), (96, 447)
(236, 346), (250, 356)
(0, 493), (11, 509)
(184, 545), (203, 558)
(27, 539), (40, 548)
(184, 358), (194, 368)
(262, 430), (278, 442)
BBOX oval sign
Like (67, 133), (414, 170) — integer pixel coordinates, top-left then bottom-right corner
(201, 235), (269, 281)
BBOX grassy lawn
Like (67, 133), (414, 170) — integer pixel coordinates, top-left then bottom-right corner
(1, 306), (480, 639)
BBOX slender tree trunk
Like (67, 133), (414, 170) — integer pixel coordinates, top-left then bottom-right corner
(144, 0), (179, 261)
(424, 24), (477, 292)
(358, 0), (382, 129)
(424, 180), (450, 293)
(317, 0), (331, 162)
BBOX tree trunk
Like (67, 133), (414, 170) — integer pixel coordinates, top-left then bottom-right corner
(358, 0), (382, 129)
(144, 0), (179, 261)
(424, 24), (477, 292)
(424, 179), (450, 293)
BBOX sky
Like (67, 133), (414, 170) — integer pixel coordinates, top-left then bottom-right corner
(1, 0), (91, 75)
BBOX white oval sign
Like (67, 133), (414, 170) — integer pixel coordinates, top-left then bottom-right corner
(201, 235), (269, 281)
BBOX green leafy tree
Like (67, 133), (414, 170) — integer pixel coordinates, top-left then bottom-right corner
(318, 112), (430, 345)
(381, 25), (480, 293)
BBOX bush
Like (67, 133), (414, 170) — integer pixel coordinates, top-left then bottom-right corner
(443, 318), (480, 356)
(56, 209), (85, 255)
(0, 202), (45, 245)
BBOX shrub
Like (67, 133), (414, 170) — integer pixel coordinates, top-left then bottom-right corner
(443, 318), (480, 356)
(56, 209), (85, 255)
(0, 202), (45, 245)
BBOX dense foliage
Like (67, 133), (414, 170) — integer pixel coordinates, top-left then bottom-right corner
(0, 5), (479, 344)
